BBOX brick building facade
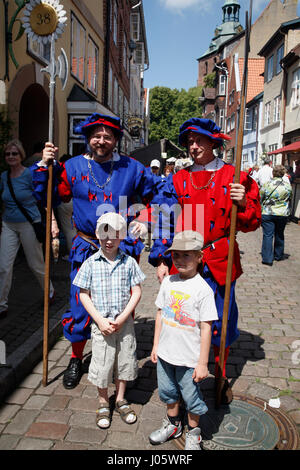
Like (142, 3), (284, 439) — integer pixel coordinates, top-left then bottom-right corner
(0, 0), (149, 158)
(197, 0), (299, 165)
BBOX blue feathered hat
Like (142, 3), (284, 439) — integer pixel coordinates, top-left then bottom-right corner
(74, 113), (123, 141)
(179, 118), (231, 148)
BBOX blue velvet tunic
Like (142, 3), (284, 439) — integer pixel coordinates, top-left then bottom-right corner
(31, 153), (155, 342)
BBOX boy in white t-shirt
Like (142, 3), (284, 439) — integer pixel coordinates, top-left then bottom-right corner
(149, 231), (218, 451)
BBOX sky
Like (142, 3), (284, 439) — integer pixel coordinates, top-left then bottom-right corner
(142, 0), (294, 91)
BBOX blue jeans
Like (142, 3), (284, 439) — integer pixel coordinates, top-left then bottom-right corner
(261, 215), (288, 264)
(157, 357), (208, 416)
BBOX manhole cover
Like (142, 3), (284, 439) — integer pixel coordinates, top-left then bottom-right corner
(175, 394), (299, 451)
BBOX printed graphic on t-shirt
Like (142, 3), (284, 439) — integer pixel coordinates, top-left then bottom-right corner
(162, 290), (196, 329)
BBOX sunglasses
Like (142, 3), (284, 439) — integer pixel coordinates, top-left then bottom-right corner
(5, 152), (19, 156)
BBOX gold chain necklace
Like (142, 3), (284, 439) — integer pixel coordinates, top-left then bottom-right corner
(189, 158), (219, 190)
(189, 171), (216, 190)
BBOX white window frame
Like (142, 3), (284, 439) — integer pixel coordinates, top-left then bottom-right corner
(134, 42), (144, 66)
(123, 32), (129, 74)
(113, 78), (119, 115)
(71, 13), (86, 84)
(242, 153), (249, 165)
(27, 37), (50, 64)
(230, 113), (235, 131)
(244, 108), (252, 131)
(265, 101), (271, 126)
(226, 117), (231, 133)
(267, 55), (274, 82)
(273, 95), (281, 122)
(108, 66), (113, 109)
(131, 13), (139, 41)
(219, 74), (226, 95)
(123, 97), (129, 128)
(118, 87), (124, 120)
(252, 106), (258, 131)
(87, 36), (98, 95)
(291, 68), (300, 108)
(113, 0), (118, 45)
(69, 138), (86, 157)
(140, 96), (144, 118)
(269, 143), (278, 153)
(219, 108), (225, 131)
(69, 115), (89, 138)
(276, 44), (284, 74)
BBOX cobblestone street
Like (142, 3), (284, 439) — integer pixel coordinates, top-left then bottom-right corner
(0, 222), (299, 450)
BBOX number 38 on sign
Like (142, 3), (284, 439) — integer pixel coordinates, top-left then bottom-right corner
(22, 0), (67, 43)
(30, 4), (58, 36)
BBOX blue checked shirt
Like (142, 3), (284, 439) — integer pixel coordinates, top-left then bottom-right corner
(73, 248), (146, 320)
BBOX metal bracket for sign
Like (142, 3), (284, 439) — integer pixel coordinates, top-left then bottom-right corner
(22, 0), (68, 387)
(41, 46), (68, 92)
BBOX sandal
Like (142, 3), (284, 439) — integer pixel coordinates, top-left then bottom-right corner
(115, 399), (137, 425)
(96, 401), (111, 429)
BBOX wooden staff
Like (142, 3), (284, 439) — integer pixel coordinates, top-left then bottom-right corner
(215, 4), (252, 408)
(43, 36), (56, 387)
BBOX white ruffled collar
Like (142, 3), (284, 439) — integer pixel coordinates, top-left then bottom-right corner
(84, 151), (120, 163)
(191, 157), (224, 172)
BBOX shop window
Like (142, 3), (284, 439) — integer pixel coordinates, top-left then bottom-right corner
(87, 37), (98, 95)
(71, 13), (86, 84)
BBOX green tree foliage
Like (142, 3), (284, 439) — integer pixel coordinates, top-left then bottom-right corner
(149, 86), (203, 144)
(203, 72), (216, 88)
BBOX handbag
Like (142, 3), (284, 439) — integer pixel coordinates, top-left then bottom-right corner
(6, 171), (46, 243)
(31, 221), (46, 243)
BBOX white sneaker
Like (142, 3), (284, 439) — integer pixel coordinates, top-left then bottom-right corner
(149, 416), (182, 445)
(185, 427), (202, 450)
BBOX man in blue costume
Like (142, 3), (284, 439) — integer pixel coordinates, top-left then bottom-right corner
(33, 114), (154, 389)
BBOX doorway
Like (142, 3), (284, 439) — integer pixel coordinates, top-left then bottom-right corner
(19, 84), (49, 159)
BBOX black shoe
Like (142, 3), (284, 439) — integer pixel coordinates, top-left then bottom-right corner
(262, 261), (273, 266)
(63, 358), (82, 389)
(221, 378), (233, 404)
(215, 377), (233, 405)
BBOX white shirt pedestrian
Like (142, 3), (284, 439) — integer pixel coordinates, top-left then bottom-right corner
(257, 164), (273, 187)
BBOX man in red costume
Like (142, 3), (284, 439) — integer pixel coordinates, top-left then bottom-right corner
(149, 118), (261, 403)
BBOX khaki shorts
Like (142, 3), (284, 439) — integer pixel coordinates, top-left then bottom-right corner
(88, 315), (138, 388)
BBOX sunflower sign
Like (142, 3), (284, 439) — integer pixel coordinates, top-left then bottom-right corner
(22, 0), (67, 43)
(21, 0), (68, 388)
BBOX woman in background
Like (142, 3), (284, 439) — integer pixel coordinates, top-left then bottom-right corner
(260, 164), (292, 266)
(0, 139), (55, 319)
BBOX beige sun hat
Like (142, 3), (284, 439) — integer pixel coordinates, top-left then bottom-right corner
(164, 230), (204, 254)
(96, 212), (127, 239)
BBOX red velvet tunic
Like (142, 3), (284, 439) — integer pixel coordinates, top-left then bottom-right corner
(148, 163), (261, 347)
(172, 164), (261, 285)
